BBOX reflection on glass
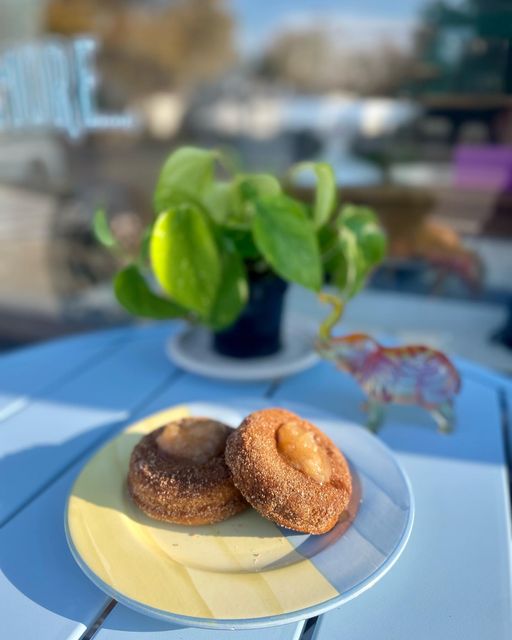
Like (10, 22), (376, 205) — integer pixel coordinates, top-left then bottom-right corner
(0, 0), (510, 369)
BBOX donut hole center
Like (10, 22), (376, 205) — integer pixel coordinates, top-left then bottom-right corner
(156, 419), (226, 464)
(276, 421), (331, 483)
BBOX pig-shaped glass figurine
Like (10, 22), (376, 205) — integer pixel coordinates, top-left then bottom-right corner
(316, 294), (461, 433)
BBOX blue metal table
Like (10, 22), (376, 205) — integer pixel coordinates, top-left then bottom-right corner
(0, 323), (511, 639)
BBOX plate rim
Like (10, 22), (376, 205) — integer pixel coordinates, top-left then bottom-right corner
(65, 400), (415, 630)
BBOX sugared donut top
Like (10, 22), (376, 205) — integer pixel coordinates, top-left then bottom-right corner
(128, 417), (248, 525)
(276, 419), (331, 483)
(130, 418), (235, 500)
(224, 408), (352, 534)
(156, 418), (229, 464)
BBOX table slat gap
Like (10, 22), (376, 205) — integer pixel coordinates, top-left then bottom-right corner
(300, 615), (319, 640)
(78, 599), (117, 640)
(499, 388), (512, 496)
(265, 378), (285, 399)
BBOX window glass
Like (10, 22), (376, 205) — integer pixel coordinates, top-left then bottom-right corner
(0, 0), (511, 369)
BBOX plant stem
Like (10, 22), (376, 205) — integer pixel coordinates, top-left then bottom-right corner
(318, 292), (345, 340)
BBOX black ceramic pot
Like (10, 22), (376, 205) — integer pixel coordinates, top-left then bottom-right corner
(213, 270), (288, 358)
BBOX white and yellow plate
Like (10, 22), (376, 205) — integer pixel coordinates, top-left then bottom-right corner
(65, 400), (414, 629)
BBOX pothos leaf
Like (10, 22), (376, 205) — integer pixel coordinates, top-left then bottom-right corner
(339, 204), (387, 266)
(208, 245), (248, 330)
(224, 228), (261, 259)
(114, 264), (187, 319)
(325, 204), (387, 298)
(92, 208), (117, 248)
(290, 161), (336, 228)
(202, 181), (231, 224)
(153, 147), (219, 214)
(219, 174), (282, 229)
(138, 224), (153, 265)
(233, 174), (281, 205)
(252, 194), (322, 291)
(150, 203), (221, 318)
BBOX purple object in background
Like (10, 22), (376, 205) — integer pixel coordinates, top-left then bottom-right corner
(454, 145), (512, 192)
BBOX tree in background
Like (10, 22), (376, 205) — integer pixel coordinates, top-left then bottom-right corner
(257, 23), (414, 96)
(408, 0), (512, 95)
(45, 0), (236, 100)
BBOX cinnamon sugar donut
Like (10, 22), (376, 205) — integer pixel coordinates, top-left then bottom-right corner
(225, 408), (352, 534)
(128, 417), (248, 525)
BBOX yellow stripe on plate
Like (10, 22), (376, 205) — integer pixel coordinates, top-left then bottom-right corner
(68, 405), (338, 620)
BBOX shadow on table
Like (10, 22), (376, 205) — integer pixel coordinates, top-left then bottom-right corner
(0, 424), (123, 624)
(0, 426), (220, 637)
(0, 419), (129, 526)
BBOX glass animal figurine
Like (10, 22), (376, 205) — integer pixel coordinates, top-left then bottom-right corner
(316, 294), (461, 433)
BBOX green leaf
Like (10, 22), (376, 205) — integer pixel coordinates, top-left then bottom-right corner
(217, 174), (282, 229)
(330, 227), (368, 297)
(209, 247), (248, 330)
(150, 204), (221, 317)
(339, 204), (387, 265)
(153, 147), (218, 214)
(138, 224), (153, 265)
(252, 194), (322, 290)
(92, 208), (117, 248)
(326, 204), (387, 298)
(224, 229), (261, 259)
(114, 265), (187, 319)
(290, 162), (336, 228)
(233, 174), (281, 204)
(202, 181), (231, 224)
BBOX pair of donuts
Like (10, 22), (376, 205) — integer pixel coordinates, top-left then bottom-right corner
(128, 408), (352, 534)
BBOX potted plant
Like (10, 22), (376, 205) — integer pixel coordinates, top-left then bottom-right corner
(94, 146), (387, 358)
